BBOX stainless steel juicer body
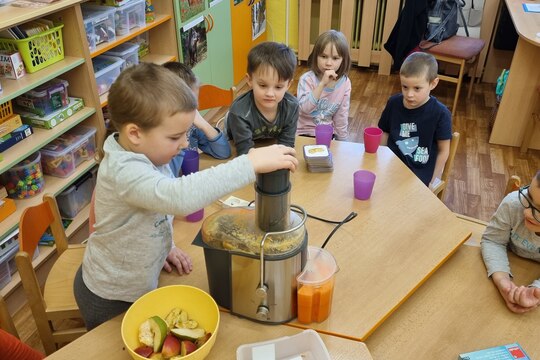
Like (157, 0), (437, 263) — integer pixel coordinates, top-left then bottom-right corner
(230, 205), (307, 323)
(193, 170), (308, 324)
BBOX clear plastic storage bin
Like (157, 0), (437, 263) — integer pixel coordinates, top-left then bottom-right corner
(104, 42), (140, 69)
(57, 170), (96, 218)
(82, 6), (117, 51)
(40, 126), (97, 178)
(114, 0), (145, 36)
(92, 55), (124, 95)
(1, 152), (45, 199)
(14, 78), (69, 117)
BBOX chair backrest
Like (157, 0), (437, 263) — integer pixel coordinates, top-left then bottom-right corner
(504, 175), (521, 196)
(434, 131), (460, 200)
(0, 295), (18, 338)
(15, 193), (70, 354)
(198, 84), (236, 111)
(19, 194), (68, 257)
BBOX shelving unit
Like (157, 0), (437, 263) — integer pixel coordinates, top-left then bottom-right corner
(0, 0), (105, 300)
(89, 0), (178, 108)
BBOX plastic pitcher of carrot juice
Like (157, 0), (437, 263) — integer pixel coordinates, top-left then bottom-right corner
(296, 246), (338, 324)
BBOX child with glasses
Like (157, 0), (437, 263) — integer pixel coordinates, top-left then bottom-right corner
(481, 171), (540, 313)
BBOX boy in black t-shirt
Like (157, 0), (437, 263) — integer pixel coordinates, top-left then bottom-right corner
(378, 52), (452, 187)
(226, 42), (299, 155)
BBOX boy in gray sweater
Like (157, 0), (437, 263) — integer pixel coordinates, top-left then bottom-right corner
(481, 170), (540, 313)
(74, 63), (298, 330)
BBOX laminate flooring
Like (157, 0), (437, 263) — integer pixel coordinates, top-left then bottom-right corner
(13, 64), (539, 355)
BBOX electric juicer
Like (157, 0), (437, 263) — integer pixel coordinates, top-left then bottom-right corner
(193, 169), (308, 323)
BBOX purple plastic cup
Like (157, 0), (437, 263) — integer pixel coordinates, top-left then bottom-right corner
(181, 150), (204, 221)
(186, 208), (204, 222)
(363, 127), (383, 153)
(315, 124), (334, 147)
(353, 170), (376, 200)
(181, 150), (199, 175)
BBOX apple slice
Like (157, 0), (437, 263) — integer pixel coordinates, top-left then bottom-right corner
(161, 334), (181, 358)
(134, 345), (153, 358)
(195, 332), (211, 348)
(170, 327), (205, 342)
(181, 340), (197, 356)
(139, 316), (168, 353)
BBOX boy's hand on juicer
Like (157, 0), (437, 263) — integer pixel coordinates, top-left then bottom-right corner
(248, 145), (298, 174)
(163, 247), (193, 275)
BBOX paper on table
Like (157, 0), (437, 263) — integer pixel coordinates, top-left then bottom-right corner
(522, 3), (540, 13)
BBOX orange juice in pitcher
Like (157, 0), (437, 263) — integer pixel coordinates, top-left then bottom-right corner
(296, 246), (337, 324)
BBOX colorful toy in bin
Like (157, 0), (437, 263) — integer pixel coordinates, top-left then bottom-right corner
(1, 152), (44, 199)
(40, 126), (97, 178)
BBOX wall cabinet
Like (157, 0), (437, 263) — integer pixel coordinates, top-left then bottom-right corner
(173, 0), (233, 89)
(0, 0), (105, 306)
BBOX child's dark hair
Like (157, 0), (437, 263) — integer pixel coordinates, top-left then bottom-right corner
(108, 63), (197, 132)
(309, 30), (351, 79)
(400, 52), (438, 82)
(163, 61), (199, 89)
(247, 41), (297, 82)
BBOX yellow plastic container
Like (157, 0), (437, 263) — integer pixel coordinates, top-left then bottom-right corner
(0, 24), (64, 73)
(121, 285), (220, 360)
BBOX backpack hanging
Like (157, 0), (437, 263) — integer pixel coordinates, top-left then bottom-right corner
(423, 0), (468, 46)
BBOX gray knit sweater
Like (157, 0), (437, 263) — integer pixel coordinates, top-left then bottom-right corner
(481, 191), (540, 288)
(82, 134), (255, 302)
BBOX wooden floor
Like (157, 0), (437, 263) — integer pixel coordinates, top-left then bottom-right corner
(13, 64), (540, 354)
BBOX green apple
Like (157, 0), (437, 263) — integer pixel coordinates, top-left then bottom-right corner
(139, 316), (168, 353)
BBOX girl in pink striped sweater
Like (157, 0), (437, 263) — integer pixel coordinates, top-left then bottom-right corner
(296, 30), (352, 140)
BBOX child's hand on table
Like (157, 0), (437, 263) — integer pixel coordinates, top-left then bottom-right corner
(493, 272), (540, 313)
(163, 247), (193, 275)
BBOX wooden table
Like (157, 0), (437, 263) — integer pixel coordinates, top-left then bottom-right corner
(45, 311), (373, 360)
(365, 245), (540, 359)
(490, 0), (540, 150)
(161, 137), (472, 341)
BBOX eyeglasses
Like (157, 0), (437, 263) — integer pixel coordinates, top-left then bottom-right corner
(518, 185), (540, 223)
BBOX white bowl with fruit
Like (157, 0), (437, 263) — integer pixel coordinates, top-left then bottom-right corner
(121, 285), (220, 359)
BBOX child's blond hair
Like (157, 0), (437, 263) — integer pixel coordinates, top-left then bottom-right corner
(108, 63), (197, 132)
(400, 52), (438, 82)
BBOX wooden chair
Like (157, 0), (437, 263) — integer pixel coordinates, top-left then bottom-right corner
(432, 132), (460, 201)
(198, 84), (236, 111)
(15, 193), (86, 355)
(421, 36), (485, 116)
(0, 294), (18, 337)
(198, 84), (236, 130)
